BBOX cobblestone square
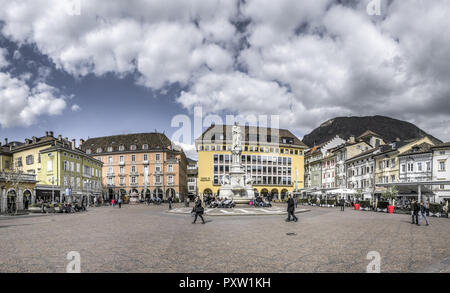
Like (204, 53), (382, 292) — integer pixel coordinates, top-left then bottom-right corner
(0, 204), (449, 273)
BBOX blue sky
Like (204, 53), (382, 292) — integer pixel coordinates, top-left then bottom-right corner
(1, 0), (450, 160)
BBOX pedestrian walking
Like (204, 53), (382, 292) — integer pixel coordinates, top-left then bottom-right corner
(412, 200), (419, 225)
(419, 202), (429, 226)
(340, 197), (345, 211)
(192, 196), (205, 224)
(93, 196), (97, 207)
(111, 199), (115, 208)
(167, 196), (172, 210)
(118, 197), (122, 209)
(286, 195), (298, 222)
(40, 199), (45, 213)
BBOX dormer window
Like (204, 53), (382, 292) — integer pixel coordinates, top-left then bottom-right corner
(107, 146), (113, 152)
(86, 149), (91, 154)
(97, 147), (102, 153)
(143, 144), (148, 150)
(131, 145), (136, 151)
(119, 145), (125, 151)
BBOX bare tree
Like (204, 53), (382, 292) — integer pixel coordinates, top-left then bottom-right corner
(1, 159), (25, 215)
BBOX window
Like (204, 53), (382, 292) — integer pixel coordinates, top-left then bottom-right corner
(131, 166), (137, 173)
(26, 155), (34, 165)
(119, 156), (124, 163)
(131, 155), (136, 162)
(86, 149), (91, 154)
(119, 177), (125, 185)
(107, 146), (113, 152)
(418, 162), (422, 171)
(143, 144), (148, 150)
(440, 151), (445, 155)
(77, 163), (80, 173)
(17, 157), (23, 167)
(168, 164), (173, 172)
(156, 154), (161, 161)
(130, 145), (136, 151)
(402, 164), (406, 173)
(391, 158), (395, 168)
(168, 175), (174, 183)
(97, 148), (102, 153)
(63, 161), (69, 171)
(119, 145), (125, 151)
(120, 166), (124, 174)
(426, 162), (431, 171)
(108, 156), (113, 164)
(47, 160), (53, 172)
(439, 161), (446, 171)
(144, 154), (148, 161)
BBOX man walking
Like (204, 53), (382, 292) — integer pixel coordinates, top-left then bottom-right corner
(192, 196), (205, 224)
(168, 195), (173, 210)
(412, 200), (419, 225)
(419, 202), (429, 226)
(340, 197), (345, 211)
(286, 195), (298, 222)
(118, 197), (122, 209)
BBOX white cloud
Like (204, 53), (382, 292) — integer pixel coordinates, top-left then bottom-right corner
(71, 104), (81, 112)
(1, 0), (450, 141)
(0, 72), (67, 128)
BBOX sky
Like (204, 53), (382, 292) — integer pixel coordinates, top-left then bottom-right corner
(1, 0), (450, 160)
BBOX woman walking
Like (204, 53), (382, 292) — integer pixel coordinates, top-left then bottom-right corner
(192, 196), (205, 224)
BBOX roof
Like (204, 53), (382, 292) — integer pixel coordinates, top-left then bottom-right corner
(82, 132), (174, 154)
(373, 141), (409, 157)
(431, 142), (450, 149)
(398, 142), (433, 156)
(196, 124), (307, 148)
(346, 147), (380, 162)
(357, 130), (381, 139)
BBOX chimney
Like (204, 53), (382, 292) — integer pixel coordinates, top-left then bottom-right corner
(72, 139), (76, 150)
(5, 138), (8, 145)
(25, 139), (30, 145)
(45, 131), (49, 137)
(395, 137), (401, 142)
(49, 131), (54, 137)
(32, 136), (37, 143)
(80, 139), (85, 147)
(58, 135), (62, 141)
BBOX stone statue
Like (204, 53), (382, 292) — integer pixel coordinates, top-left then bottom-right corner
(232, 123), (241, 151)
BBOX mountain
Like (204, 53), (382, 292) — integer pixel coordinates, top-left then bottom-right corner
(302, 115), (442, 147)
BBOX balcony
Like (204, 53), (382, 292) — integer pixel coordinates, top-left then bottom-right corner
(119, 161), (125, 166)
(154, 182), (163, 186)
(143, 160), (149, 165)
(130, 182), (139, 186)
(130, 172), (139, 176)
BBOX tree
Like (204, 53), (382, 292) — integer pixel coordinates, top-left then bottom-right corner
(1, 159), (25, 215)
(381, 186), (398, 206)
(354, 189), (363, 203)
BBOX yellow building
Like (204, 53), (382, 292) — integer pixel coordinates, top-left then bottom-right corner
(0, 131), (103, 205)
(373, 137), (434, 191)
(195, 124), (308, 200)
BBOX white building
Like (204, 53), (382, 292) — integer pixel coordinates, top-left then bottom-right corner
(431, 143), (450, 203)
(398, 143), (433, 183)
(346, 148), (380, 199)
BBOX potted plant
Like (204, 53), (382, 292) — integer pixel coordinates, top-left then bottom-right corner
(381, 187), (398, 214)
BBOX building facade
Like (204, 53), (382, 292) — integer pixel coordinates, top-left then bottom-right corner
(0, 132), (102, 207)
(398, 143), (433, 183)
(187, 158), (198, 199)
(346, 148), (379, 199)
(431, 143), (450, 202)
(373, 137), (434, 193)
(82, 133), (188, 201)
(195, 125), (308, 200)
